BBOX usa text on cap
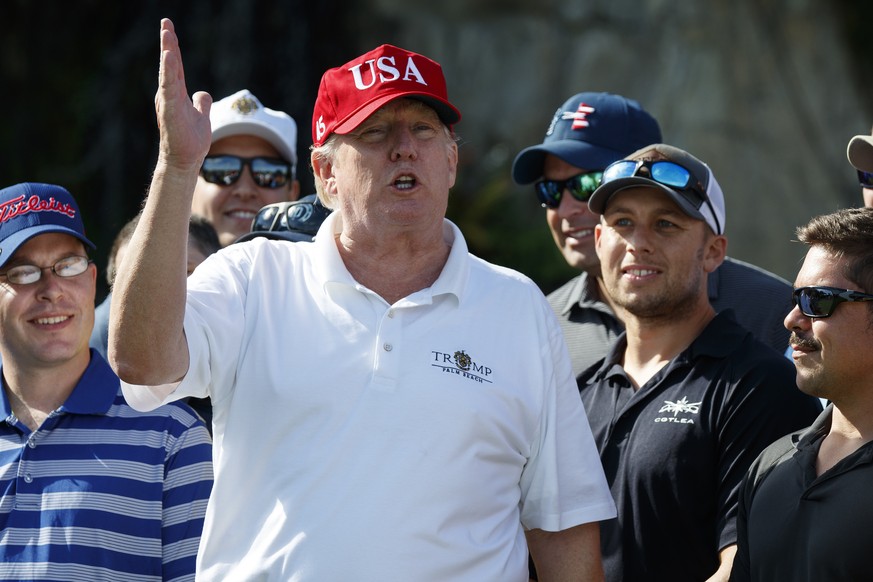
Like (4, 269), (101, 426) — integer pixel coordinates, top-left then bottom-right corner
(311, 44), (461, 147)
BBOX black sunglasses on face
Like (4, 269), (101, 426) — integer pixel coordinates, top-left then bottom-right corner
(858, 170), (873, 189)
(534, 171), (603, 209)
(792, 285), (873, 318)
(200, 155), (292, 189)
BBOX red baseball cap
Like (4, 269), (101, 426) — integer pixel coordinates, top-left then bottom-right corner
(311, 44), (461, 147)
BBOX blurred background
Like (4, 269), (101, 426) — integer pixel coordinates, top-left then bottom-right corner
(3, 0), (871, 301)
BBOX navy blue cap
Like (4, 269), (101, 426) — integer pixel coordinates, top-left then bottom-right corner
(512, 92), (662, 184)
(0, 183), (95, 268)
(234, 196), (333, 244)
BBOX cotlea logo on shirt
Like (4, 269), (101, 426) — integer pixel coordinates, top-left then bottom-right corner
(431, 349), (493, 384)
(654, 396), (702, 425)
(348, 55), (428, 91)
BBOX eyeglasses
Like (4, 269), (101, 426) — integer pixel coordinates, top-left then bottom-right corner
(0, 255), (92, 286)
(857, 170), (873, 189)
(200, 155), (292, 189)
(792, 285), (873, 318)
(601, 159), (721, 234)
(534, 171), (603, 209)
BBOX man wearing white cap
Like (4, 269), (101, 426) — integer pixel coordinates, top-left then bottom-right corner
(846, 130), (873, 208)
(193, 88), (300, 247)
(579, 144), (821, 581)
(109, 19), (615, 581)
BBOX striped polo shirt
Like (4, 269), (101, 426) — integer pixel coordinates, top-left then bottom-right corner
(0, 351), (213, 581)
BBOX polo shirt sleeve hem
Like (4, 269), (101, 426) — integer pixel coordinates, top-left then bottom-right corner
(120, 379), (183, 411)
(524, 501), (617, 532)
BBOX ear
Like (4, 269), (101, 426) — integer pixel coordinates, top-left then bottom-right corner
(446, 139), (459, 189)
(703, 234), (728, 273)
(310, 152), (337, 198)
(594, 222), (604, 258)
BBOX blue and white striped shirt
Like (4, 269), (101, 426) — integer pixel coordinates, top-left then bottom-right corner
(0, 352), (213, 581)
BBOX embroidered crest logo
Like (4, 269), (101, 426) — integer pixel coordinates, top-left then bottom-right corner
(431, 349), (492, 384)
(453, 350), (472, 371)
(231, 95), (259, 115)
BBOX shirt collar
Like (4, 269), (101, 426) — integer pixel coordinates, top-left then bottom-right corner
(311, 212), (467, 304)
(0, 350), (119, 418)
(557, 272), (608, 315)
(589, 310), (745, 382)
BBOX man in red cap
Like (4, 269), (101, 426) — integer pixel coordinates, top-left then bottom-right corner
(109, 19), (615, 581)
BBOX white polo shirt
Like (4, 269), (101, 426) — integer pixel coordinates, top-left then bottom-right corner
(123, 214), (615, 581)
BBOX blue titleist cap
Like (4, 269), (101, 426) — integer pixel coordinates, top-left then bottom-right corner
(512, 92), (662, 184)
(0, 182), (95, 268)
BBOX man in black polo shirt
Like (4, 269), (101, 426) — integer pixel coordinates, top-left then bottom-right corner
(512, 92), (793, 376)
(731, 207), (873, 580)
(579, 143), (822, 581)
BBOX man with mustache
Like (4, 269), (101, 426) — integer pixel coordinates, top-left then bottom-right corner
(731, 207), (873, 580)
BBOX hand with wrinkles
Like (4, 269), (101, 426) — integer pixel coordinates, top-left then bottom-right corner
(155, 18), (212, 175)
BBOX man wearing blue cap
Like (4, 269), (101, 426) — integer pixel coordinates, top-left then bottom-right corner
(512, 92), (793, 375)
(0, 183), (213, 580)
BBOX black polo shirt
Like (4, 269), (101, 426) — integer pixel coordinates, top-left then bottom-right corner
(731, 407), (873, 581)
(548, 257), (792, 377)
(578, 310), (822, 582)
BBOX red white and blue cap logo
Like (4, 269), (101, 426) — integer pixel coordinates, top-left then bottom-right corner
(0, 182), (95, 268)
(512, 92), (662, 185)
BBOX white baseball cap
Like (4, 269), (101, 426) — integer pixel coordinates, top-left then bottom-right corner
(210, 89), (298, 173)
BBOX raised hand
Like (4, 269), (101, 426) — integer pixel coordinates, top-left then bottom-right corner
(155, 18), (212, 173)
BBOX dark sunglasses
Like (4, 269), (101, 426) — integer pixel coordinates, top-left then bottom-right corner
(792, 285), (873, 318)
(534, 171), (603, 209)
(251, 200), (332, 237)
(857, 170), (873, 189)
(601, 159), (721, 234)
(200, 155), (292, 189)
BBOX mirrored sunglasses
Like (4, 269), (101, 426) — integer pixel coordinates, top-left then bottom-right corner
(857, 170), (873, 189)
(0, 255), (92, 286)
(200, 155), (292, 189)
(601, 159), (721, 233)
(792, 285), (873, 318)
(534, 171), (603, 209)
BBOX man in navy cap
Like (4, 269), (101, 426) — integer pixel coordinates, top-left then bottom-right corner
(0, 182), (213, 580)
(512, 93), (793, 375)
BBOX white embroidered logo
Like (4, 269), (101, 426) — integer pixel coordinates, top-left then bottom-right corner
(315, 115), (326, 142)
(348, 56), (427, 90)
(654, 396), (702, 425)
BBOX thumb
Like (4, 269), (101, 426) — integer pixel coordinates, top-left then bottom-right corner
(193, 91), (213, 118)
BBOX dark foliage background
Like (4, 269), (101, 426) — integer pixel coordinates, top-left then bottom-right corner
(2, 0), (872, 301)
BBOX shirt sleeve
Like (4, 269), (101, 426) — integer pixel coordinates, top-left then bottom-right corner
(518, 296), (616, 531)
(714, 357), (820, 549)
